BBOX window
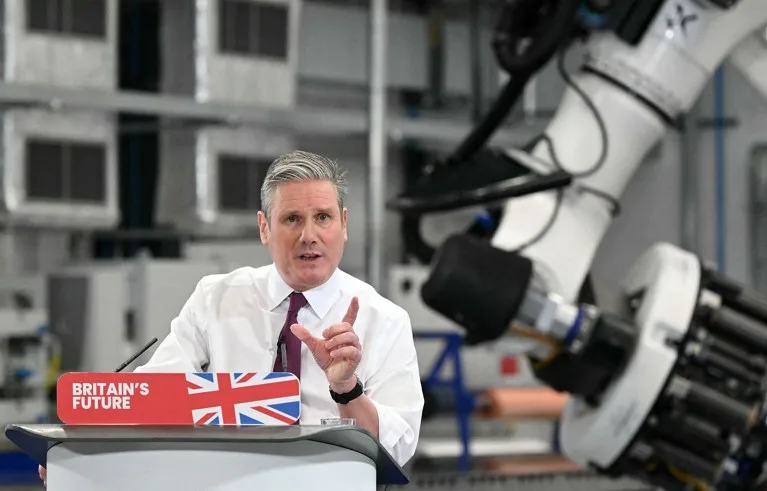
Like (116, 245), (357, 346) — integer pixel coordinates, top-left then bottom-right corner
(219, 0), (289, 60)
(217, 154), (270, 212)
(27, 0), (107, 39)
(26, 138), (107, 204)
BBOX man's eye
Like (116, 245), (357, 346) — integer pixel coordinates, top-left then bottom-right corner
(318, 214), (329, 221)
(287, 216), (297, 222)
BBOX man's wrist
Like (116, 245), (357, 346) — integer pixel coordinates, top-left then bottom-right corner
(330, 376), (358, 394)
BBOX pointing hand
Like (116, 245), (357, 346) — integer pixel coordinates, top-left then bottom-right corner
(291, 297), (361, 392)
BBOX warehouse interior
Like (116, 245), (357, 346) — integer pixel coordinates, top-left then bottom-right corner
(1, 0), (767, 490)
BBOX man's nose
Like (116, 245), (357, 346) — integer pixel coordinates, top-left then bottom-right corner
(300, 222), (319, 243)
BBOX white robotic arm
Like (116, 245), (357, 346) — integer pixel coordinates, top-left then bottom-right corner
(728, 28), (767, 104)
(390, 1), (767, 490)
(493, 0), (767, 302)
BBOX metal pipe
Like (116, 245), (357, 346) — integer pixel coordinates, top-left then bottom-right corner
(714, 67), (727, 273)
(470, 0), (482, 121)
(366, 0), (388, 293)
(680, 103), (700, 253)
(428, 0), (445, 109)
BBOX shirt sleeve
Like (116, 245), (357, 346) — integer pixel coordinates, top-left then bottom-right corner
(133, 279), (210, 373)
(364, 307), (424, 467)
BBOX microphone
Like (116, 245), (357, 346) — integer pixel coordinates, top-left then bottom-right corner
(114, 338), (158, 373)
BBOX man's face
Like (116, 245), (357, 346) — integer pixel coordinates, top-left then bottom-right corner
(258, 180), (348, 291)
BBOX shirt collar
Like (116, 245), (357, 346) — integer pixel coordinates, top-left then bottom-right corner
(265, 264), (342, 319)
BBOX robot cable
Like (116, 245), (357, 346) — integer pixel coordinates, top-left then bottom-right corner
(515, 41), (619, 253)
(542, 43), (609, 179)
(544, 41), (620, 215)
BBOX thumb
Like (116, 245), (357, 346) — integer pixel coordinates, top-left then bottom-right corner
(290, 324), (320, 350)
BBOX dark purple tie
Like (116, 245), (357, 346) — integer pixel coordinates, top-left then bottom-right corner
(273, 292), (307, 380)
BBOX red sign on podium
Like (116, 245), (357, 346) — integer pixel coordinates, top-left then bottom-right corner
(56, 372), (301, 426)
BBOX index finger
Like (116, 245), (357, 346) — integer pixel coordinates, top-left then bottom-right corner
(343, 296), (359, 326)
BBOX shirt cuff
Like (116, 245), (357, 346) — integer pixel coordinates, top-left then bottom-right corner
(370, 398), (416, 466)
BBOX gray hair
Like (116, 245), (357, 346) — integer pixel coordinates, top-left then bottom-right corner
(260, 150), (348, 221)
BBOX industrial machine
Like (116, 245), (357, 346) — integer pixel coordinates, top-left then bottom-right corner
(0, 279), (51, 444)
(45, 242), (273, 375)
(0, 308), (49, 430)
(388, 1), (767, 490)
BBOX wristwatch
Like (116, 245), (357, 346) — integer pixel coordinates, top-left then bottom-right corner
(329, 376), (363, 404)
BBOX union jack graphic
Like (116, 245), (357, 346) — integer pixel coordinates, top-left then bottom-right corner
(185, 372), (301, 426)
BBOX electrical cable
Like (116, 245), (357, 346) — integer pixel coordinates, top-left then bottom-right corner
(391, 36), (617, 258)
(493, 0), (581, 75)
(445, 0), (581, 167)
(512, 39), (617, 253)
(388, 0), (582, 218)
(389, 37), (613, 218)
(444, 75), (531, 167)
(391, 170), (572, 215)
(542, 45), (609, 179)
(390, 0), (620, 267)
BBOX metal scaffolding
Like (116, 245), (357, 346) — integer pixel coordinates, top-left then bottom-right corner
(367, 0), (388, 293)
(0, 81), (540, 146)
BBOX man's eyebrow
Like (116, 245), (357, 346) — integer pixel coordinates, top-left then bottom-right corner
(280, 208), (335, 217)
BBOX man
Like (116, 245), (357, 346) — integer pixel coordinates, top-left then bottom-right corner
(146, 147), (424, 448)
(39, 150), (423, 486)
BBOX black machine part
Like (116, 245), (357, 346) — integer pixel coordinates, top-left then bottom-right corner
(390, 148), (571, 268)
(420, 233), (638, 402)
(389, 0), (585, 214)
(534, 310), (636, 405)
(420, 236), (767, 491)
(603, 267), (767, 491)
(492, 0), (581, 75)
(599, 0), (666, 45)
(421, 233), (534, 346)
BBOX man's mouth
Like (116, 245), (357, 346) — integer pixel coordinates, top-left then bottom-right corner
(299, 253), (321, 261)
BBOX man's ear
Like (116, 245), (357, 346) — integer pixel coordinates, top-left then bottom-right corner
(258, 211), (269, 245)
(342, 208), (348, 242)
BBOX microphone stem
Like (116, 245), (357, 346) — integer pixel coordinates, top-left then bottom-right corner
(114, 338), (158, 373)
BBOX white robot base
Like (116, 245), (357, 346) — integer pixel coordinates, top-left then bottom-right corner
(561, 243), (767, 491)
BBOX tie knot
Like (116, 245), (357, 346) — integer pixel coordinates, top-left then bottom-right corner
(288, 292), (307, 313)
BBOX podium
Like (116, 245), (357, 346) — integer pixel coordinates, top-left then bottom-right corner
(4, 423), (409, 491)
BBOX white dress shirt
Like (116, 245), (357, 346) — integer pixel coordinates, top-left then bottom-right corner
(134, 263), (424, 466)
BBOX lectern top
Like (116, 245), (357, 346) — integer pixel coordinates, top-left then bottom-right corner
(4, 423), (409, 485)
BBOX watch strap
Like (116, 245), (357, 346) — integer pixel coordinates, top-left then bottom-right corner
(329, 377), (363, 404)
